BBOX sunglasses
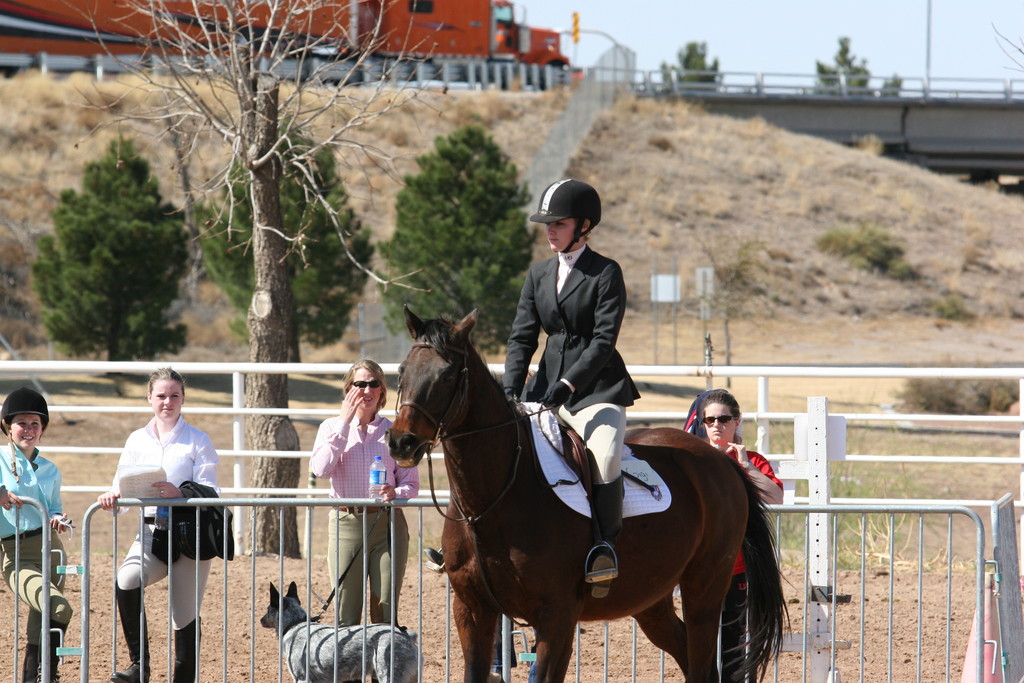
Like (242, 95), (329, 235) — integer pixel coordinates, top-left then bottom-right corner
(702, 415), (736, 426)
(352, 380), (381, 389)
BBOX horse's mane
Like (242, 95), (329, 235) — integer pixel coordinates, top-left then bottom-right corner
(418, 315), (509, 402)
(415, 316), (463, 363)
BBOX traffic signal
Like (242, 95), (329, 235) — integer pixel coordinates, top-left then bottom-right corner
(572, 12), (579, 44)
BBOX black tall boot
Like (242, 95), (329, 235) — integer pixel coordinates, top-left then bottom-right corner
(585, 476), (623, 599)
(111, 587), (149, 683)
(172, 619), (199, 683)
(22, 643), (40, 683)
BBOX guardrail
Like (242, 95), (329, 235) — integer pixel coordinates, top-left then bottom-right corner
(632, 69), (1024, 101)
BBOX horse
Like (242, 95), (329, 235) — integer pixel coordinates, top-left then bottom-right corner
(387, 307), (786, 683)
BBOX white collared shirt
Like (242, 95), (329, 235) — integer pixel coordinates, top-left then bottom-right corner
(110, 416), (220, 515)
(556, 244), (588, 293)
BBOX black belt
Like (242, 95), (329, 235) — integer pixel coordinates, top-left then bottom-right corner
(1, 526), (44, 542)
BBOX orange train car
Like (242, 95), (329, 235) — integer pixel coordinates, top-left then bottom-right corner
(0, 0), (568, 68)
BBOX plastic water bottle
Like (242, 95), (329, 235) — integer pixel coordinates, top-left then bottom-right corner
(368, 455), (387, 499)
(155, 505), (169, 530)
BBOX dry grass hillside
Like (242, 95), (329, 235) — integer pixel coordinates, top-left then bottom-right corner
(2, 71), (1024, 368)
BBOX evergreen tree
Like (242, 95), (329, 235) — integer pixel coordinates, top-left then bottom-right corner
(816, 37), (871, 92)
(32, 138), (187, 360)
(661, 41), (720, 85)
(199, 138), (371, 361)
(381, 125), (532, 352)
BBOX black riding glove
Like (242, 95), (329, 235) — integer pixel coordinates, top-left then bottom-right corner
(541, 381), (572, 408)
(504, 387), (519, 403)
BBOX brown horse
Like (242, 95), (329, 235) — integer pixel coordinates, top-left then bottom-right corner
(387, 308), (786, 683)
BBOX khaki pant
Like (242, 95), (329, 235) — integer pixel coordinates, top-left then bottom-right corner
(327, 507), (409, 627)
(556, 402), (627, 483)
(1, 528), (73, 645)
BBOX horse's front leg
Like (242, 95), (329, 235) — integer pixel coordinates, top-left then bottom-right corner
(453, 592), (500, 683)
(531, 614), (578, 683)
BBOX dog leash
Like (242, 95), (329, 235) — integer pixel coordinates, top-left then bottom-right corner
(310, 507), (387, 623)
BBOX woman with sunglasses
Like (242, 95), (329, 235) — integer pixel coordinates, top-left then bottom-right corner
(310, 359), (419, 627)
(700, 389), (783, 682)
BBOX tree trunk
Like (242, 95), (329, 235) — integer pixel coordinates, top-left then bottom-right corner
(243, 76), (301, 558)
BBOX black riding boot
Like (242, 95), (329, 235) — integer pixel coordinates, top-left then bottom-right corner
(585, 476), (623, 598)
(111, 587), (149, 683)
(22, 643), (40, 683)
(172, 619), (200, 683)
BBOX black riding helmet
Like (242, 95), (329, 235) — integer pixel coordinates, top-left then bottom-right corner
(1, 387), (49, 435)
(530, 179), (601, 253)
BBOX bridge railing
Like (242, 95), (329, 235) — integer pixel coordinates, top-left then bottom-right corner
(633, 69), (1024, 101)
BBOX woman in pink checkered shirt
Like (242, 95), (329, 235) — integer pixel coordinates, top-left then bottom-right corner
(310, 359), (419, 626)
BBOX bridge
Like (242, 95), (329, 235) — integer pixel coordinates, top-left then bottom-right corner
(632, 70), (1024, 184)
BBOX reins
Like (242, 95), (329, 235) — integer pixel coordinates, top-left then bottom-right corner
(396, 336), (556, 627)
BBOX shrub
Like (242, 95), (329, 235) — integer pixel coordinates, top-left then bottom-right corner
(815, 222), (915, 280)
(930, 293), (975, 321)
(900, 378), (1019, 414)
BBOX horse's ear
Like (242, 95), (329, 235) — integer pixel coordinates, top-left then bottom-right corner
(452, 308), (479, 345)
(404, 305), (425, 339)
(286, 581), (298, 599)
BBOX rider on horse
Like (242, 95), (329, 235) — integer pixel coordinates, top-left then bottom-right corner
(503, 178), (641, 598)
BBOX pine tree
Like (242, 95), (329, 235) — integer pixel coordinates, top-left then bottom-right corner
(381, 125), (532, 352)
(32, 138), (187, 360)
(661, 41), (720, 85)
(199, 139), (371, 361)
(816, 37), (871, 92)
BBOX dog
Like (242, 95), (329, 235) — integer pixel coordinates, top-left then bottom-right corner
(260, 581), (419, 683)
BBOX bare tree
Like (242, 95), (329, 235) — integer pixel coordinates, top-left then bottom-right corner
(85, 1), (418, 555)
(699, 234), (767, 383)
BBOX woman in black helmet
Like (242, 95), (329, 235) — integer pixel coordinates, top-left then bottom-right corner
(503, 178), (640, 599)
(1, 387), (73, 682)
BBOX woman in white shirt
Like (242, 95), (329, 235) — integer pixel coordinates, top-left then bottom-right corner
(98, 368), (219, 683)
(310, 359), (419, 626)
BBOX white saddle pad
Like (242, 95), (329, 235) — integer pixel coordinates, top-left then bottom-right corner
(525, 403), (672, 519)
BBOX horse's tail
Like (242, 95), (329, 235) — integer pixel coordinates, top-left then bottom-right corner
(738, 473), (788, 682)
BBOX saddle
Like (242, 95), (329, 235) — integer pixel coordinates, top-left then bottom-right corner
(557, 427), (594, 497)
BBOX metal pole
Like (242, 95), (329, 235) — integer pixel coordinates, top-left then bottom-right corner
(652, 255), (659, 364)
(925, 0), (932, 81)
(672, 254), (678, 365)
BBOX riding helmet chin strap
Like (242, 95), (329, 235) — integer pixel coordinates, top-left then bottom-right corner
(561, 218), (593, 254)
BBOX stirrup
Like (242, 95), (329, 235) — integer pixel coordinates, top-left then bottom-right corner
(423, 547), (445, 573)
(584, 542), (618, 583)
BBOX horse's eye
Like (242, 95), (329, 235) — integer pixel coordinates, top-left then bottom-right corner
(442, 369), (455, 383)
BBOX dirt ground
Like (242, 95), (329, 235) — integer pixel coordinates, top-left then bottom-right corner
(0, 523), (981, 683)
(1, 493), (982, 683)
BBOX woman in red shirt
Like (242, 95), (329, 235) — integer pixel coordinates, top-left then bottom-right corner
(700, 389), (783, 682)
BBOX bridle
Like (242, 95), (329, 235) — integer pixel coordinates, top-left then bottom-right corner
(396, 340), (530, 525)
(396, 338), (532, 625)
(396, 336), (562, 628)
(397, 342), (470, 454)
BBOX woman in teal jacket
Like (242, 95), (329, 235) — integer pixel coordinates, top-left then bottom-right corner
(1, 387), (73, 683)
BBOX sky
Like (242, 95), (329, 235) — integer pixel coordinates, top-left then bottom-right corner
(517, 0), (1024, 84)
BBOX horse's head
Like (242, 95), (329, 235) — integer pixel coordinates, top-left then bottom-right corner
(387, 305), (478, 467)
